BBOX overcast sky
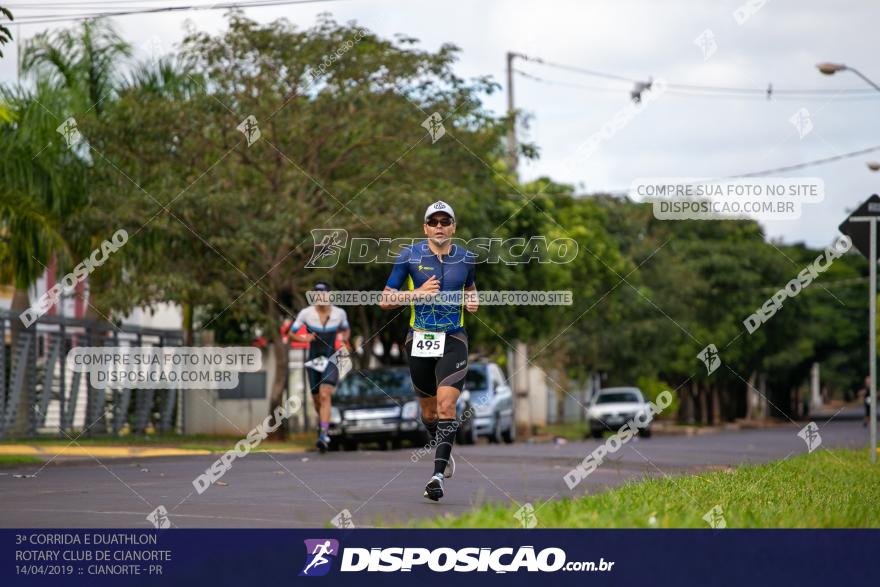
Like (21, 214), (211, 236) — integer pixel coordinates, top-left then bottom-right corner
(3, 0), (879, 248)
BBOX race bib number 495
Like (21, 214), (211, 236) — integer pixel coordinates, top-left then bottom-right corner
(412, 331), (445, 358)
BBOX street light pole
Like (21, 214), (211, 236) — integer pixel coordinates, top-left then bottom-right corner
(872, 220), (877, 463)
(816, 62), (880, 92)
(506, 51), (519, 177)
(819, 61), (880, 462)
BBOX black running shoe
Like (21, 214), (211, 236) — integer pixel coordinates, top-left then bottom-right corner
(423, 473), (445, 501)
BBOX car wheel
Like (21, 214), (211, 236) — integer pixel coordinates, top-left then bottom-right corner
(590, 429), (604, 439)
(390, 437), (403, 450)
(489, 414), (503, 444)
(342, 440), (358, 451)
(502, 417), (516, 443)
(638, 426), (652, 438)
(457, 415), (475, 445)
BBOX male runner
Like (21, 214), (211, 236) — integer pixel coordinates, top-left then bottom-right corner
(380, 201), (478, 501)
(289, 282), (350, 452)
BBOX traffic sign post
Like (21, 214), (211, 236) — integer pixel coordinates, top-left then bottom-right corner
(839, 194), (880, 463)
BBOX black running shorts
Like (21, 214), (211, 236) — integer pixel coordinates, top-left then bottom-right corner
(404, 331), (469, 397)
(307, 357), (340, 395)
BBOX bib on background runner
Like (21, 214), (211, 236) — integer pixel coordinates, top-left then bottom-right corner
(304, 355), (329, 373)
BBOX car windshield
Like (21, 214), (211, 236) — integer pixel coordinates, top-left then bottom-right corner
(336, 370), (412, 399)
(465, 366), (488, 392)
(596, 391), (640, 404)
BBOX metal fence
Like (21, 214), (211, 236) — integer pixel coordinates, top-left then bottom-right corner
(0, 310), (184, 439)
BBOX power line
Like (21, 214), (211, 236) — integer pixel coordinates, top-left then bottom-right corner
(3, 0), (345, 26)
(516, 69), (880, 102)
(7, 1), (191, 6)
(596, 144), (880, 195)
(515, 53), (878, 98)
(728, 145), (880, 178)
(6, 1), (187, 8)
(513, 69), (625, 93)
(516, 53), (637, 84)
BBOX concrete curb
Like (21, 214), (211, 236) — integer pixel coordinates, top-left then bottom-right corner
(0, 444), (308, 459)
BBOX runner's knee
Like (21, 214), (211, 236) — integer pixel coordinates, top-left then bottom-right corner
(420, 398), (437, 420)
(436, 393), (457, 418)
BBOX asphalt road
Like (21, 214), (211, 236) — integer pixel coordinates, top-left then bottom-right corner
(0, 414), (871, 528)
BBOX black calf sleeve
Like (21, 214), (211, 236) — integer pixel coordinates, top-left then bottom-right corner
(433, 418), (457, 476)
(421, 417), (438, 442)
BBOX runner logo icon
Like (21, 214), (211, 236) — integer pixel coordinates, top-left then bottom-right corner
(300, 539), (340, 576)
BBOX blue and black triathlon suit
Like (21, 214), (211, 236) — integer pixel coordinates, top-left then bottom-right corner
(290, 306), (349, 394)
(386, 240), (476, 396)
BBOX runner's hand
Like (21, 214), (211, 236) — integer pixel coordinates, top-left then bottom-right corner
(465, 289), (479, 313)
(414, 276), (440, 300)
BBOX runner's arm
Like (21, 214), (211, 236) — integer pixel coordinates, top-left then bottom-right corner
(381, 247), (420, 310)
(338, 310), (351, 343)
(288, 310), (315, 342)
(289, 331), (316, 343)
(382, 278), (443, 309)
(464, 258), (478, 313)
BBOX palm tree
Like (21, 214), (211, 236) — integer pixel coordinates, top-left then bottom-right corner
(0, 80), (86, 298)
(22, 18), (132, 116)
(0, 81), (84, 437)
(19, 19), (131, 322)
(0, 6), (13, 59)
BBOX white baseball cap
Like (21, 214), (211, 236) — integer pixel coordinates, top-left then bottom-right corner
(424, 200), (455, 222)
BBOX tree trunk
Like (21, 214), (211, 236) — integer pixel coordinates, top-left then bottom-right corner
(699, 384), (708, 425)
(81, 286), (107, 436)
(746, 371), (757, 420)
(267, 300), (288, 441)
(677, 380), (690, 424)
(182, 302), (194, 346)
(9, 286), (29, 346)
(684, 379), (696, 424)
(758, 373), (768, 419)
(711, 385), (721, 424)
(9, 287), (33, 438)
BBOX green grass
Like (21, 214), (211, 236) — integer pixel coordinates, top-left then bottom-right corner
(416, 449), (880, 528)
(0, 455), (42, 467)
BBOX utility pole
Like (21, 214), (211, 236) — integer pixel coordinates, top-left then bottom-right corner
(819, 62), (880, 462)
(506, 51), (519, 177)
(840, 195), (880, 464)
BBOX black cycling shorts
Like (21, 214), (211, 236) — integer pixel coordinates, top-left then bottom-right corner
(404, 331), (469, 397)
(307, 357), (340, 395)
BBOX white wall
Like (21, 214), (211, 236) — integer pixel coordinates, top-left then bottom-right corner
(183, 347), (275, 436)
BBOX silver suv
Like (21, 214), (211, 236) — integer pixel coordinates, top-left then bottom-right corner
(464, 362), (516, 444)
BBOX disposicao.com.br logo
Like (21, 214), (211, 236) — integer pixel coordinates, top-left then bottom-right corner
(300, 539), (339, 576)
(300, 540), (615, 574)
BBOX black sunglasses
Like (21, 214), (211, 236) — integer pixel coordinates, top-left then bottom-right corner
(426, 217), (454, 227)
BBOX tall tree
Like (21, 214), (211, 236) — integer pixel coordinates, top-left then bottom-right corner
(85, 12), (518, 435)
(21, 19), (132, 323)
(0, 6), (12, 59)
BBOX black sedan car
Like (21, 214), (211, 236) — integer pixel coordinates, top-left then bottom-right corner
(327, 367), (477, 450)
